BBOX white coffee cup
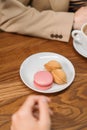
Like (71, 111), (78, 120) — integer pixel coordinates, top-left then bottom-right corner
(72, 23), (87, 51)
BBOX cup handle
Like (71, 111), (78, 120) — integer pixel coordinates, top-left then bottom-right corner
(72, 30), (81, 42)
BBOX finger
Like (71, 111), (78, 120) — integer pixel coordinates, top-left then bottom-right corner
(20, 95), (40, 111)
(33, 99), (52, 119)
(38, 97), (51, 123)
(18, 95), (49, 116)
(35, 104), (53, 116)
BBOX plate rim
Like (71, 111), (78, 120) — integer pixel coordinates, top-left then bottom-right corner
(73, 40), (87, 58)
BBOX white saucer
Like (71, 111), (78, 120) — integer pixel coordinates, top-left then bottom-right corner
(73, 40), (87, 58)
(19, 52), (75, 93)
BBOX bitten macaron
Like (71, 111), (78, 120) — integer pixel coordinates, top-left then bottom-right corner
(34, 71), (53, 90)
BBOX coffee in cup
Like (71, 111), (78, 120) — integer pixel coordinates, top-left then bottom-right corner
(83, 25), (87, 36)
(72, 23), (87, 51)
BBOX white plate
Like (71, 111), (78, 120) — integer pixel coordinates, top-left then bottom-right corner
(73, 40), (87, 58)
(20, 52), (75, 93)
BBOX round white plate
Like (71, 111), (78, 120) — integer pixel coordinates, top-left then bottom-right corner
(73, 40), (87, 58)
(20, 52), (75, 93)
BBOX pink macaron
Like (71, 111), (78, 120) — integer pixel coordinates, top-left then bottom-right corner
(34, 71), (53, 90)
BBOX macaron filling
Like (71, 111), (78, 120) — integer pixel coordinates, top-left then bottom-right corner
(34, 80), (53, 90)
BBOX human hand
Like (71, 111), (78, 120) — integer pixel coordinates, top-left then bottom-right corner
(73, 6), (87, 29)
(11, 95), (52, 130)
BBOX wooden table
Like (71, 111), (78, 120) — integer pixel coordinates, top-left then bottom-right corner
(0, 32), (87, 130)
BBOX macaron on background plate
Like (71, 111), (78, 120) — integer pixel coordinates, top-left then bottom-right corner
(34, 71), (53, 90)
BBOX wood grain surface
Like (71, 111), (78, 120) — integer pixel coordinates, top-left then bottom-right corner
(0, 32), (87, 130)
